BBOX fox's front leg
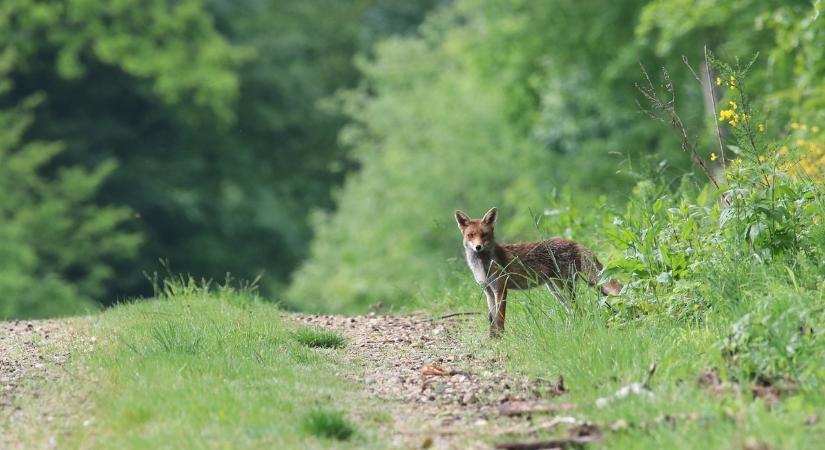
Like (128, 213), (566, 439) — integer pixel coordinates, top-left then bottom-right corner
(484, 286), (496, 326)
(490, 284), (507, 337)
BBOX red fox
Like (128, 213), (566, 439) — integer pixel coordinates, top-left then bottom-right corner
(455, 207), (622, 336)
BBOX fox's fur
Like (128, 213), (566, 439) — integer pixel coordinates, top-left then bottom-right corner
(455, 207), (622, 336)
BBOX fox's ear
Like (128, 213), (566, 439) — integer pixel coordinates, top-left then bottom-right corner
(482, 207), (497, 226)
(455, 210), (470, 229)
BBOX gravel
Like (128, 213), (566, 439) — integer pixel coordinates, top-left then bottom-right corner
(293, 313), (570, 449)
(0, 318), (87, 449)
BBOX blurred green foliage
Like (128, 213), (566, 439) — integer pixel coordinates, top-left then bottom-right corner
(0, 97), (140, 318)
(2, 0), (825, 317)
(0, 0), (438, 317)
(289, 0), (825, 311)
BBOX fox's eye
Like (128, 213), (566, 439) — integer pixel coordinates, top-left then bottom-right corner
(467, 233), (475, 239)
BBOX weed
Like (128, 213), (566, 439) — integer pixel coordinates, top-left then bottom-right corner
(292, 327), (346, 349)
(301, 408), (356, 441)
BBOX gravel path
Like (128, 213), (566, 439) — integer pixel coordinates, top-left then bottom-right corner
(0, 318), (88, 449)
(3, 314), (579, 449)
(294, 313), (576, 449)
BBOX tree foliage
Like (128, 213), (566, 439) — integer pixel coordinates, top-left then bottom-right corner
(288, 0), (825, 311)
(0, 97), (140, 319)
(1, 0), (439, 316)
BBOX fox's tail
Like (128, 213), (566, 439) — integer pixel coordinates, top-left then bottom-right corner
(599, 278), (623, 296)
(579, 247), (623, 296)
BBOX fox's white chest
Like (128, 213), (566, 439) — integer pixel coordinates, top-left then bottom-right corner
(465, 250), (491, 286)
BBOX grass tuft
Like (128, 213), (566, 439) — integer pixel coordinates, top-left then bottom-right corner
(292, 327), (346, 349)
(301, 408), (355, 441)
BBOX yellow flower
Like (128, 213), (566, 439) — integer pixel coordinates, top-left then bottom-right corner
(791, 122), (800, 129)
(729, 101), (737, 110)
(812, 126), (821, 133)
(710, 153), (718, 161)
(757, 124), (765, 132)
(719, 109), (736, 122)
(758, 154), (766, 162)
(715, 77), (722, 86)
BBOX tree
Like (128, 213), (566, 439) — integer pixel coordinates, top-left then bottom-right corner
(0, 97), (141, 319)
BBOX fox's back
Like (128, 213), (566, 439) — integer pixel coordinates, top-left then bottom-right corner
(494, 238), (598, 288)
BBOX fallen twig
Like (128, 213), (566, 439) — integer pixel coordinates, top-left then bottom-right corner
(495, 435), (599, 450)
(439, 312), (483, 320)
(498, 400), (578, 416)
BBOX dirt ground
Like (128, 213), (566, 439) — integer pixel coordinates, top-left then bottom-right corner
(0, 318), (90, 449)
(2, 314), (583, 449)
(294, 313), (582, 449)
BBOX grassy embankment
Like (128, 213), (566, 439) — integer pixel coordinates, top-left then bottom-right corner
(43, 279), (387, 449)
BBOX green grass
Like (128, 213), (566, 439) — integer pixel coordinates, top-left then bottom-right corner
(292, 327), (346, 349)
(441, 270), (825, 449)
(301, 409), (355, 441)
(57, 279), (382, 449)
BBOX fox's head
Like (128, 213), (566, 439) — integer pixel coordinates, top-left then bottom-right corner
(454, 207), (497, 253)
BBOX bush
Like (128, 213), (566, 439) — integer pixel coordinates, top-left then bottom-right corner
(600, 58), (825, 386)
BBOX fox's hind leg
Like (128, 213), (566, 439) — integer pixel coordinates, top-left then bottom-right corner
(546, 282), (571, 313)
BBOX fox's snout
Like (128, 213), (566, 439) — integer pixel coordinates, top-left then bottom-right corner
(465, 240), (485, 253)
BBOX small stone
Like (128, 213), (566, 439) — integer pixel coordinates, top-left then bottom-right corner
(610, 419), (628, 431)
(462, 392), (477, 404)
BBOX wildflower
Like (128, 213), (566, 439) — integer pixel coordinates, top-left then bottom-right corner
(719, 109), (736, 122)
(715, 76), (722, 86)
(710, 153), (718, 161)
(729, 101), (737, 110)
(812, 126), (821, 133)
(757, 124), (765, 132)
(758, 154), (766, 162)
(791, 123), (800, 129)
(779, 146), (789, 156)
(729, 75), (737, 89)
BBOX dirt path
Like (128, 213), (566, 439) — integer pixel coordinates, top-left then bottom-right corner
(0, 318), (89, 449)
(3, 314), (580, 449)
(294, 313), (577, 449)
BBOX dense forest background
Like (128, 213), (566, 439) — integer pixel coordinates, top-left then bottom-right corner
(2, 0), (823, 318)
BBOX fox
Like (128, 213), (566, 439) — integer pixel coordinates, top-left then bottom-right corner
(455, 207), (622, 337)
